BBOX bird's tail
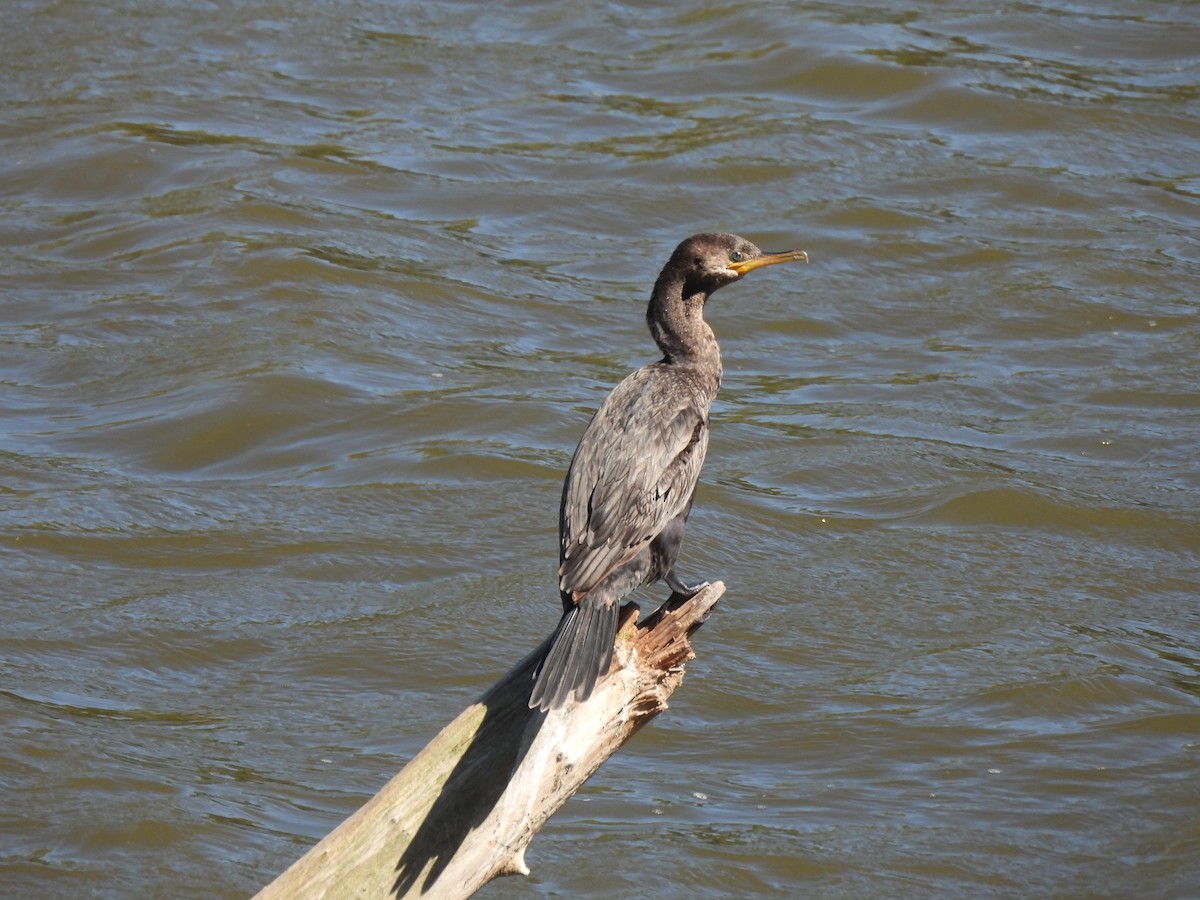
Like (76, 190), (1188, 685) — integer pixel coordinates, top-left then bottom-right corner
(529, 596), (618, 711)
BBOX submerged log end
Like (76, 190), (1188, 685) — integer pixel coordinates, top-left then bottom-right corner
(255, 580), (727, 900)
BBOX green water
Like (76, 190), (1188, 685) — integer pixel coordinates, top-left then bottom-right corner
(2, 1), (1198, 897)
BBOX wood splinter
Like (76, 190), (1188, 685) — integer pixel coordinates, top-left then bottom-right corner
(254, 581), (725, 900)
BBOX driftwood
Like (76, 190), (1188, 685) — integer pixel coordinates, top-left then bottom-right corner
(254, 581), (725, 899)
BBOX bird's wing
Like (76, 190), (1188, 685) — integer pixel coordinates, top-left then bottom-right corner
(559, 366), (710, 596)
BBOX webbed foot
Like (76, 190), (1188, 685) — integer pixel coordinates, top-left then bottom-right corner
(665, 570), (711, 607)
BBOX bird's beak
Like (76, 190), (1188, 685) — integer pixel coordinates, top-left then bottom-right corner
(728, 248), (809, 275)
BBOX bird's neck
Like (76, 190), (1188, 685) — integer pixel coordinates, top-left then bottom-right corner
(647, 281), (722, 375)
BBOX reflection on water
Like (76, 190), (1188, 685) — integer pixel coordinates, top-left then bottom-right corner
(2, 0), (1198, 897)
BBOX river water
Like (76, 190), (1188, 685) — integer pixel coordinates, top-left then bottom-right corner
(3, 1), (1198, 897)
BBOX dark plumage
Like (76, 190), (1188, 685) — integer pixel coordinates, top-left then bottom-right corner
(529, 232), (808, 711)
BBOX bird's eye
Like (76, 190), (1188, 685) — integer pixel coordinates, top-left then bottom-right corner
(730, 250), (744, 262)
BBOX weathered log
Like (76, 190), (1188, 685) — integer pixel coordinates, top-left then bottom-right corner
(254, 581), (725, 899)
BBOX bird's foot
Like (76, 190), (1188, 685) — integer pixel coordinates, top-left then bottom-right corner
(664, 573), (711, 609)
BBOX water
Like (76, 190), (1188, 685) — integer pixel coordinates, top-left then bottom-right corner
(3, 0), (1198, 896)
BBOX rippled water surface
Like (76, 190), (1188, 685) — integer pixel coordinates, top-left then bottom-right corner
(3, 1), (1199, 897)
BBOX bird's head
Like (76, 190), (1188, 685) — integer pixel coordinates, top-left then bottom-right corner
(665, 232), (808, 297)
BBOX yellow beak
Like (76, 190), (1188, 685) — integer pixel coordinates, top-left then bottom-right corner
(728, 248), (809, 276)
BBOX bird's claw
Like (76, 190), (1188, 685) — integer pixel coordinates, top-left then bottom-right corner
(665, 574), (710, 608)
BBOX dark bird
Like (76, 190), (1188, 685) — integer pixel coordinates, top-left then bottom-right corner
(529, 232), (808, 711)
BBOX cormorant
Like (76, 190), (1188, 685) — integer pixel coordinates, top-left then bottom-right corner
(529, 232), (808, 711)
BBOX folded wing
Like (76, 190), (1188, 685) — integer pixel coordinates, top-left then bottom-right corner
(559, 365), (710, 596)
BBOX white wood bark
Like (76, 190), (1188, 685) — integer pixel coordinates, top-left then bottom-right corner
(254, 581), (725, 899)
